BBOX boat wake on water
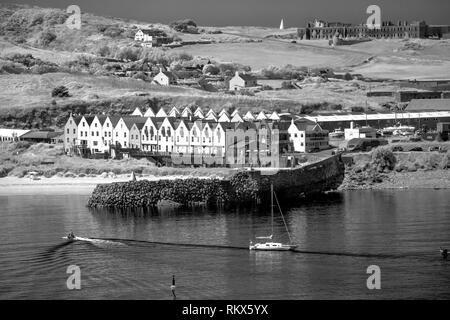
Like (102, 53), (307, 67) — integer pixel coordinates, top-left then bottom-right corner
(91, 237), (416, 259)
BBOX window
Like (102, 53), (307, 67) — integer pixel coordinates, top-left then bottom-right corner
(73, 129), (76, 134)
(96, 131), (99, 136)
(67, 129), (69, 134)
(67, 138), (69, 143)
(83, 122), (85, 127)
(109, 132), (111, 138)
(124, 132), (127, 138)
(91, 132), (94, 136)
(116, 132), (118, 137)
(93, 141), (98, 146)
(95, 123), (97, 127)
(124, 142), (127, 147)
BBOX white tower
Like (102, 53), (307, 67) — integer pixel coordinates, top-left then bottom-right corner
(280, 19), (284, 30)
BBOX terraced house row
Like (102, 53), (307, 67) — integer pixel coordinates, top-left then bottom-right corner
(63, 106), (329, 166)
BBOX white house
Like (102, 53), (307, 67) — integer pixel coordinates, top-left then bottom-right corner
(63, 114), (81, 152)
(229, 71), (258, 91)
(153, 68), (177, 86)
(158, 117), (177, 153)
(134, 29), (153, 43)
(141, 117), (160, 152)
(344, 122), (377, 141)
(101, 116), (116, 152)
(288, 119), (329, 153)
(77, 115), (94, 150)
(113, 117), (131, 148)
(89, 115), (105, 153)
(174, 119), (190, 154)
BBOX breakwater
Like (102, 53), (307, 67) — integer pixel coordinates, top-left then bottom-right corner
(87, 155), (345, 208)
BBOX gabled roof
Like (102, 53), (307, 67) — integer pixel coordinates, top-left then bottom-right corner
(243, 111), (255, 120)
(83, 116), (95, 126)
(234, 72), (257, 81)
(96, 115), (108, 125)
(132, 122), (146, 130)
(144, 108), (156, 117)
(231, 113), (244, 122)
(256, 111), (267, 120)
(122, 116), (147, 130)
(291, 119), (321, 131)
(169, 106), (180, 117)
(231, 109), (240, 117)
(218, 108), (229, 117)
(131, 107), (143, 116)
(108, 115), (122, 127)
(156, 108), (168, 117)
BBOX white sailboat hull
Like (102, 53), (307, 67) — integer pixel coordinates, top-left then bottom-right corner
(249, 242), (297, 251)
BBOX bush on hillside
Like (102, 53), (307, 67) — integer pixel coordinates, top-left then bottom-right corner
(371, 147), (396, 172)
(38, 30), (56, 46)
(170, 19), (198, 33)
(51, 86), (70, 98)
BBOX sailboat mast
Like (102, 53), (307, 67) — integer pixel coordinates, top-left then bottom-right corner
(270, 183), (274, 236)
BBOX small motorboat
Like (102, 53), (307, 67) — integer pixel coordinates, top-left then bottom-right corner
(63, 232), (77, 241)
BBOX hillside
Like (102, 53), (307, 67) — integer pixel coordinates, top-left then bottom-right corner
(1, 3), (450, 130)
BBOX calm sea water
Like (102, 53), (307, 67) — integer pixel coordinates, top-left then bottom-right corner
(0, 189), (449, 299)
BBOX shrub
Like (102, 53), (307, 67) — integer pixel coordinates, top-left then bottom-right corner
(38, 30), (56, 46)
(170, 19), (198, 33)
(97, 45), (111, 57)
(371, 147), (396, 172)
(202, 64), (220, 75)
(51, 86), (70, 98)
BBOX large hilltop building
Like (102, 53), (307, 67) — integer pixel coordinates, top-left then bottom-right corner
(297, 19), (450, 40)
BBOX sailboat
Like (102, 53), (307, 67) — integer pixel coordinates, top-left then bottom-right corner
(249, 184), (297, 251)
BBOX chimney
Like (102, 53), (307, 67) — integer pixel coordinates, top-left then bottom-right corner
(235, 71), (239, 77)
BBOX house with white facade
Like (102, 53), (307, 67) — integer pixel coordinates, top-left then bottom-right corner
(344, 122), (377, 141)
(63, 114), (81, 153)
(134, 29), (153, 43)
(229, 71), (258, 91)
(288, 119), (329, 153)
(158, 117), (177, 153)
(174, 119), (190, 154)
(141, 117), (163, 152)
(153, 68), (177, 86)
(77, 115), (95, 152)
(256, 111), (268, 120)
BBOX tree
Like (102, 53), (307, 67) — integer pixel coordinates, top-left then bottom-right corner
(202, 64), (219, 75)
(39, 30), (56, 46)
(97, 45), (111, 57)
(51, 86), (69, 98)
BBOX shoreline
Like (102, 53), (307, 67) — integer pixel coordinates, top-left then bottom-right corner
(338, 169), (450, 191)
(1, 169), (450, 195)
(0, 174), (221, 195)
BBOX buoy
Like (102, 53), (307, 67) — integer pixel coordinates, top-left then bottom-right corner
(441, 248), (448, 259)
(171, 275), (176, 299)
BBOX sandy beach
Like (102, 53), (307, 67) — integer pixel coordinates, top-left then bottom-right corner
(0, 174), (219, 195)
